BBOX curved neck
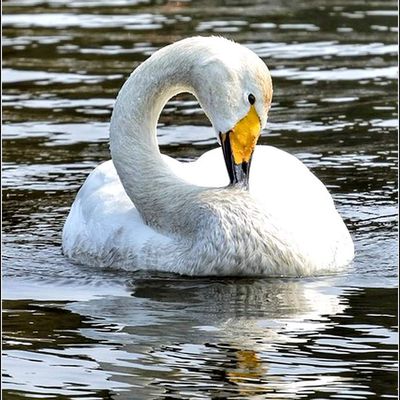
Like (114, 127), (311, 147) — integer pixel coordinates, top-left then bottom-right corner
(110, 43), (206, 231)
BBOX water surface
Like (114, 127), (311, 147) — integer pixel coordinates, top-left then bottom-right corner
(2, 0), (398, 398)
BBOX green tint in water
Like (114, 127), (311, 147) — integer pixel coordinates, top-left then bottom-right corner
(2, 0), (398, 398)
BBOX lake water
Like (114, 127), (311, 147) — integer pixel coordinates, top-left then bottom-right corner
(2, 0), (398, 398)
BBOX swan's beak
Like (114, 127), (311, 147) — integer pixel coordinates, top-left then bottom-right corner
(219, 105), (261, 190)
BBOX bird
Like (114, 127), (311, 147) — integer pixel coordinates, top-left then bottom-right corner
(62, 36), (354, 276)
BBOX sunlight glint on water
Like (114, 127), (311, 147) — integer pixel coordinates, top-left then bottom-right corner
(2, 0), (398, 398)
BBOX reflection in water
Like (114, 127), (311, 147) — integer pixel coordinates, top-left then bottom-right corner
(3, 281), (397, 399)
(2, 0), (397, 398)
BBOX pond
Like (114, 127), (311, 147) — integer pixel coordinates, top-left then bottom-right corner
(2, 0), (398, 398)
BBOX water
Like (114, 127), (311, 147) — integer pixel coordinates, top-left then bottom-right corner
(2, 0), (398, 398)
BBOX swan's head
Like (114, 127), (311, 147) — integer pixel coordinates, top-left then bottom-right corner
(190, 37), (273, 189)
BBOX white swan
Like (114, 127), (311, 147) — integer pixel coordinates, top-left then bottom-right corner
(62, 36), (354, 276)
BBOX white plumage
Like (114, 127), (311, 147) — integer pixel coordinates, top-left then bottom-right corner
(62, 36), (354, 276)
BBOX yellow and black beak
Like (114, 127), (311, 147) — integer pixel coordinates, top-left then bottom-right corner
(219, 105), (261, 190)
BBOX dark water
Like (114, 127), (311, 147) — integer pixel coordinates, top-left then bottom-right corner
(2, 0), (398, 398)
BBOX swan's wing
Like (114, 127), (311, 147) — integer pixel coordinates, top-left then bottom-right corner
(172, 145), (352, 266)
(249, 146), (353, 266)
(250, 146), (335, 217)
(62, 160), (171, 265)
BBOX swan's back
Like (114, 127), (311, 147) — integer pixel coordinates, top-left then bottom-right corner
(63, 145), (353, 274)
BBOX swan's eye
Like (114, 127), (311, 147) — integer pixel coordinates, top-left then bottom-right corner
(248, 93), (255, 105)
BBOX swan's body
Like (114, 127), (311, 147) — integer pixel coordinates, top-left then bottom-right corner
(62, 37), (354, 276)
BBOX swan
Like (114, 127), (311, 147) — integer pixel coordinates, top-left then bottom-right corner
(62, 36), (354, 276)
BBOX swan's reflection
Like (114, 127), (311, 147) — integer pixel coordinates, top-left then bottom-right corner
(66, 276), (347, 398)
(6, 280), (395, 398)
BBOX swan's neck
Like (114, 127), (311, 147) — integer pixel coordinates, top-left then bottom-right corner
(110, 43), (206, 232)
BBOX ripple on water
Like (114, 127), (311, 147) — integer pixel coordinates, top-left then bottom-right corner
(2, 0), (398, 398)
(2, 283), (398, 398)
